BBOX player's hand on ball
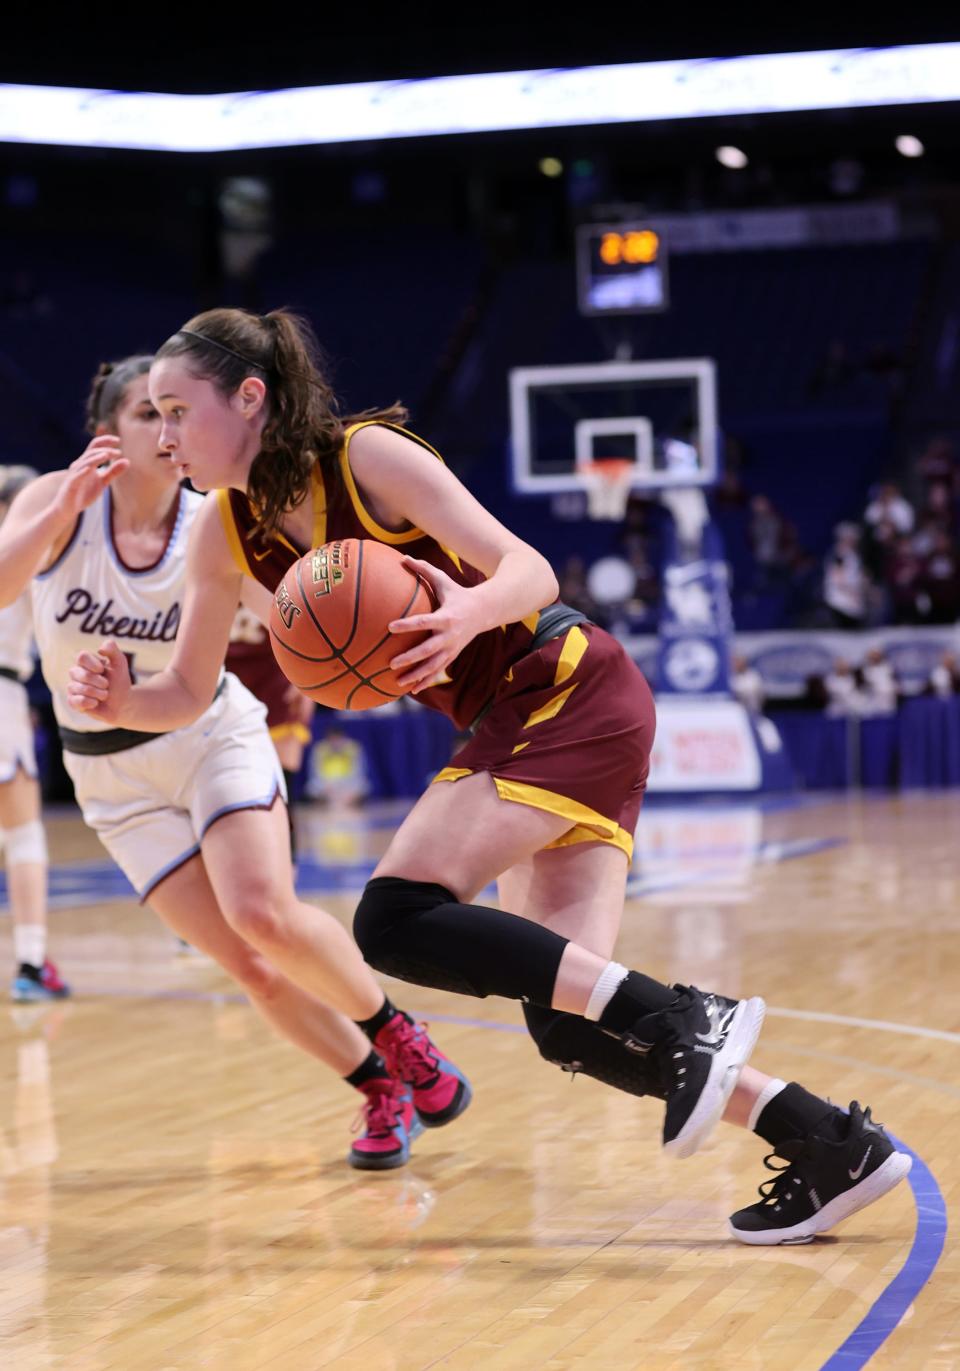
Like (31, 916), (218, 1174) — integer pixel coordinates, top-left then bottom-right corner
(66, 640), (132, 723)
(388, 556), (480, 692)
(53, 437), (130, 523)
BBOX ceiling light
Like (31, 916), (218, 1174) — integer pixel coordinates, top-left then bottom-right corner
(895, 134), (924, 157)
(715, 145), (748, 169)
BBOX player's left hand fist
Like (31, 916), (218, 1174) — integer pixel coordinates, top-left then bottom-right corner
(66, 640), (131, 723)
(388, 556), (481, 693)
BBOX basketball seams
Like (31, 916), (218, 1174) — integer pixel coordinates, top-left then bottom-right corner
(270, 538), (434, 710)
(267, 625), (338, 665)
(338, 539), (363, 657)
(342, 572), (426, 677)
(295, 557), (340, 653)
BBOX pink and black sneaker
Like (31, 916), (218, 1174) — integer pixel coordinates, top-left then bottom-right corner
(349, 1080), (422, 1171)
(12, 959), (71, 1003)
(375, 1012), (473, 1129)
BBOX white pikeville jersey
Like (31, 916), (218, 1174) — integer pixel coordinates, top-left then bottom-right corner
(0, 590), (35, 680)
(31, 486), (203, 732)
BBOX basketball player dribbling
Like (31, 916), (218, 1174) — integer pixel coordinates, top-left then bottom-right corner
(0, 355), (471, 1170)
(0, 466), (70, 1003)
(68, 311), (912, 1245)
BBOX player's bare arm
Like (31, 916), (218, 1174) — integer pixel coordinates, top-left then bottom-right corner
(0, 439), (127, 606)
(348, 425), (559, 690)
(66, 495), (243, 728)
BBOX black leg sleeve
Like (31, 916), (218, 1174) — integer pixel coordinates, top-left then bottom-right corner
(354, 876), (568, 1005)
(522, 1004), (666, 1100)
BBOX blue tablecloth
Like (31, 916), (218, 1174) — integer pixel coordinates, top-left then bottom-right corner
(304, 696), (960, 800)
(770, 697), (960, 790)
(897, 695), (960, 787)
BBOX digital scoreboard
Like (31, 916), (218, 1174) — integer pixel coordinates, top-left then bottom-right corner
(576, 222), (669, 316)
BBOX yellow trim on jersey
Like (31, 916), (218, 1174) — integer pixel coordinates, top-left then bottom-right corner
(494, 778), (633, 859)
(340, 421), (435, 546)
(431, 770), (633, 859)
(310, 464), (327, 548)
(216, 490), (252, 577)
(544, 822), (633, 859)
(339, 421), (467, 572)
(554, 625), (589, 686)
(269, 723), (312, 745)
(511, 741), (530, 755)
(523, 683), (579, 729)
(433, 766), (474, 784)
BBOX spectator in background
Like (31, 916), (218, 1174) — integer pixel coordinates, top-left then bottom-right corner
(713, 437), (748, 509)
(929, 651), (960, 699)
(864, 483), (914, 536)
(823, 523), (870, 627)
(824, 659), (864, 718)
(731, 654), (765, 715)
(918, 481), (955, 539)
(888, 535), (925, 624)
(862, 516), (899, 585)
(305, 727), (369, 809)
(860, 648), (898, 716)
(916, 435), (956, 492)
(749, 495), (789, 588)
(919, 531), (960, 624)
(622, 536), (659, 629)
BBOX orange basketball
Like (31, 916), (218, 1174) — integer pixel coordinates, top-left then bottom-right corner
(268, 538), (436, 709)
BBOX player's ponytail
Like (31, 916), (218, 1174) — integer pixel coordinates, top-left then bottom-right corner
(156, 307), (408, 536)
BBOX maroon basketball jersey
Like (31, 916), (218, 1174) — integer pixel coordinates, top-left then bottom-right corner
(216, 422), (540, 731)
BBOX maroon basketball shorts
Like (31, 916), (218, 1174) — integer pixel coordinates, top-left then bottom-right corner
(433, 624), (656, 859)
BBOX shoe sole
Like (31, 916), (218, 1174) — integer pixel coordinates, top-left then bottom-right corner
(664, 996), (767, 1160)
(416, 1077), (473, 1129)
(348, 1114), (424, 1172)
(728, 1150), (913, 1245)
(11, 987), (70, 1003)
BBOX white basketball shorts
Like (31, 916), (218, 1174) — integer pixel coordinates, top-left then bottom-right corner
(0, 676), (39, 783)
(63, 673), (287, 899)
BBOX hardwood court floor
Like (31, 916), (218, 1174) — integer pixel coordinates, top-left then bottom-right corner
(0, 793), (957, 1371)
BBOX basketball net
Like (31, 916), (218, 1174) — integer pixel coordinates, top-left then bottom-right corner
(577, 459), (634, 521)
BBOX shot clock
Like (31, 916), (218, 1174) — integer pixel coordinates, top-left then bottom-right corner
(576, 221), (669, 316)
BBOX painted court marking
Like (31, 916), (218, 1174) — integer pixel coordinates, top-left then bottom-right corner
(72, 986), (949, 1370)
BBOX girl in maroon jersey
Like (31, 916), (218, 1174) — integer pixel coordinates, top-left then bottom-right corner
(66, 309), (910, 1245)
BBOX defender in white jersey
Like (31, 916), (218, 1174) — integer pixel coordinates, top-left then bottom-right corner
(0, 356), (471, 1169)
(0, 466), (69, 1002)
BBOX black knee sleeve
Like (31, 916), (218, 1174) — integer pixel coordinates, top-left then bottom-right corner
(354, 876), (566, 1003)
(522, 1004), (666, 1100)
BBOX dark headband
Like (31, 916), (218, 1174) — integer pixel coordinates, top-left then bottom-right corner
(176, 328), (270, 372)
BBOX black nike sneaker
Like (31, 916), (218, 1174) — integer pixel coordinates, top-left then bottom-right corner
(619, 985), (766, 1159)
(729, 1101), (912, 1245)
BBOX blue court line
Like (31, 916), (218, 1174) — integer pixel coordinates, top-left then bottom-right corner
(818, 1135), (947, 1370)
(61, 991), (946, 1369)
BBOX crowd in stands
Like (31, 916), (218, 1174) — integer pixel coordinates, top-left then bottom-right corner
(553, 430), (960, 640)
(731, 645), (960, 720)
(720, 433), (960, 629)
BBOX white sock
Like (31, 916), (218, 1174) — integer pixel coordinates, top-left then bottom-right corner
(14, 924), (46, 970)
(584, 961), (630, 1021)
(747, 1077), (787, 1133)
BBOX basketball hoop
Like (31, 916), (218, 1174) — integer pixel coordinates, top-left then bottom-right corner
(576, 459), (634, 521)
